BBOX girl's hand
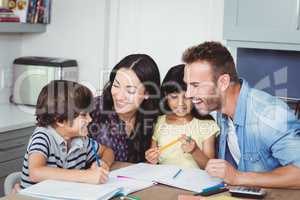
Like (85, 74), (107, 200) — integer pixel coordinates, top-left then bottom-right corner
(145, 147), (160, 164)
(180, 135), (197, 153)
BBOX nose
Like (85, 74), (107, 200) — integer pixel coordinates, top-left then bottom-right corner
(185, 85), (193, 99)
(112, 87), (126, 101)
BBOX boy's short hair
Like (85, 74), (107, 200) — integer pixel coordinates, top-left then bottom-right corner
(182, 41), (239, 83)
(35, 80), (94, 127)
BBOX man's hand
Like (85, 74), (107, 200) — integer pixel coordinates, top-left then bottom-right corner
(205, 159), (240, 185)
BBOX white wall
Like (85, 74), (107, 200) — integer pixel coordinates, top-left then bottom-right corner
(0, 34), (22, 103)
(107, 0), (224, 78)
(21, 0), (108, 93)
(0, 0), (224, 102)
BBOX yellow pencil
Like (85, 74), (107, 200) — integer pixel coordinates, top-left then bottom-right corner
(159, 138), (180, 153)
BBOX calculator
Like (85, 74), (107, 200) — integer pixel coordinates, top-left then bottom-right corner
(229, 186), (267, 199)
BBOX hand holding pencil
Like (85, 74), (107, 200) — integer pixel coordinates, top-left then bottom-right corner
(145, 147), (160, 164)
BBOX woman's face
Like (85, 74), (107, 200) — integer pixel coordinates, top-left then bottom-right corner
(111, 68), (147, 114)
(166, 91), (193, 117)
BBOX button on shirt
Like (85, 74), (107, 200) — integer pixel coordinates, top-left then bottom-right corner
(20, 126), (99, 189)
(217, 79), (300, 172)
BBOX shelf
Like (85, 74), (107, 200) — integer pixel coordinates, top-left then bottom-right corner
(0, 23), (46, 33)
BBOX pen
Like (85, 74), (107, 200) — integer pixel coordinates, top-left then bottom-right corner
(172, 169), (182, 179)
(91, 139), (101, 167)
(120, 195), (141, 200)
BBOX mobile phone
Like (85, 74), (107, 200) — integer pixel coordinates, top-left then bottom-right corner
(194, 187), (229, 196)
(229, 187), (266, 199)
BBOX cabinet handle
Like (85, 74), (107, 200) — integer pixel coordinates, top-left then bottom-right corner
(297, 0), (300, 30)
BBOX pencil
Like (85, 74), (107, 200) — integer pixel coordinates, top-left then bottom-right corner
(159, 138), (180, 153)
(91, 139), (101, 167)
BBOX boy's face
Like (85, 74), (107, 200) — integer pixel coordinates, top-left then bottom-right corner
(63, 112), (92, 137)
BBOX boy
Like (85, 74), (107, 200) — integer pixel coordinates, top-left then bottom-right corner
(20, 80), (114, 189)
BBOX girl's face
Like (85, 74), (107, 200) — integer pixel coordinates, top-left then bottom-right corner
(111, 68), (148, 114)
(166, 91), (193, 117)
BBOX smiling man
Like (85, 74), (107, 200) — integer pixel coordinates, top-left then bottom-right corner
(183, 41), (300, 189)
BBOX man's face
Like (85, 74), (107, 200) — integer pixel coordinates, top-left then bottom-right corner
(183, 61), (222, 115)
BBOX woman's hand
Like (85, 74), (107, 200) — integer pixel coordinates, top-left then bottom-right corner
(145, 147), (160, 164)
(180, 134), (197, 154)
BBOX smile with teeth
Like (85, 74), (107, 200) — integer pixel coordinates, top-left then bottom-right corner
(192, 98), (203, 104)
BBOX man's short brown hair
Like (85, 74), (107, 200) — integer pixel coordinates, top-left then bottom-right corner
(182, 41), (239, 83)
(35, 80), (93, 127)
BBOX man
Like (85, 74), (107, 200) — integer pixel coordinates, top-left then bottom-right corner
(183, 41), (300, 189)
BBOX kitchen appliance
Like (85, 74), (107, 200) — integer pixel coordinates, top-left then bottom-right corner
(11, 56), (78, 106)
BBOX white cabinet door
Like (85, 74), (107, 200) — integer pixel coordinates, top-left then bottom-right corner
(224, 0), (300, 44)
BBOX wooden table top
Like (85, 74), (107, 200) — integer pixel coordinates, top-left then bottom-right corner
(1, 162), (300, 200)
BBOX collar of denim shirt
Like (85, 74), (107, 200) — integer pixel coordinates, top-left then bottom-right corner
(232, 78), (250, 126)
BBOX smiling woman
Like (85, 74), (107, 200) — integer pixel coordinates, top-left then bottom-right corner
(89, 54), (161, 163)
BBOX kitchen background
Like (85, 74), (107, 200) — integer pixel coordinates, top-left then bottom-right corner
(0, 0), (224, 104)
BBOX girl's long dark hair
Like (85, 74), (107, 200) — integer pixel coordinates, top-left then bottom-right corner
(160, 64), (213, 120)
(101, 54), (161, 162)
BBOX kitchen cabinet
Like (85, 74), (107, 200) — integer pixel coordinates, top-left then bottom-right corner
(223, 0), (300, 44)
(0, 126), (34, 196)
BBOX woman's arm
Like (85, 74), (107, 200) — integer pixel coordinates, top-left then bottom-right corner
(28, 153), (108, 184)
(98, 145), (115, 168)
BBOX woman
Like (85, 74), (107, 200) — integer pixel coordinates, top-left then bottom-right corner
(89, 54), (161, 163)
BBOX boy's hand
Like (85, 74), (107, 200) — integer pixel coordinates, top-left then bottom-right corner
(100, 160), (110, 171)
(145, 147), (160, 164)
(90, 160), (110, 171)
(88, 167), (109, 184)
(180, 135), (197, 154)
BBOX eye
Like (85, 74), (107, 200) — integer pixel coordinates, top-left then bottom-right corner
(127, 89), (137, 95)
(112, 82), (120, 88)
(169, 94), (178, 99)
(79, 112), (87, 117)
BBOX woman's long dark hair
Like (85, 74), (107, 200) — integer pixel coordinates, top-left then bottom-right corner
(160, 64), (213, 120)
(101, 54), (161, 162)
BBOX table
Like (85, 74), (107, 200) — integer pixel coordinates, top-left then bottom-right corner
(1, 162), (300, 200)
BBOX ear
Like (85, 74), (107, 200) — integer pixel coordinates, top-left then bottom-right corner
(217, 74), (231, 92)
(55, 120), (65, 128)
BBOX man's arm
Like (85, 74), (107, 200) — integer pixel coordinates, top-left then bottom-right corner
(206, 159), (300, 189)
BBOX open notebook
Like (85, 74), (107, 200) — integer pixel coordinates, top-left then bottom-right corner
(19, 176), (154, 200)
(110, 163), (222, 193)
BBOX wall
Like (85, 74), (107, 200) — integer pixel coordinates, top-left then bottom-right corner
(1, 0), (224, 102)
(0, 35), (22, 103)
(107, 0), (225, 78)
(20, 0), (108, 93)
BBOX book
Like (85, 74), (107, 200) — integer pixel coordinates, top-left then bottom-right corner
(19, 176), (154, 200)
(110, 163), (223, 193)
(0, 17), (20, 22)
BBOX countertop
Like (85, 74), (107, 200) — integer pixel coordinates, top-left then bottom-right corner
(0, 103), (35, 132)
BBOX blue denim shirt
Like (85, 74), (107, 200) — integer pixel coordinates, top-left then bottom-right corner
(217, 79), (300, 172)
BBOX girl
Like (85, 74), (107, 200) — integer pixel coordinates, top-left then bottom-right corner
(145, 64), (219, 169)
